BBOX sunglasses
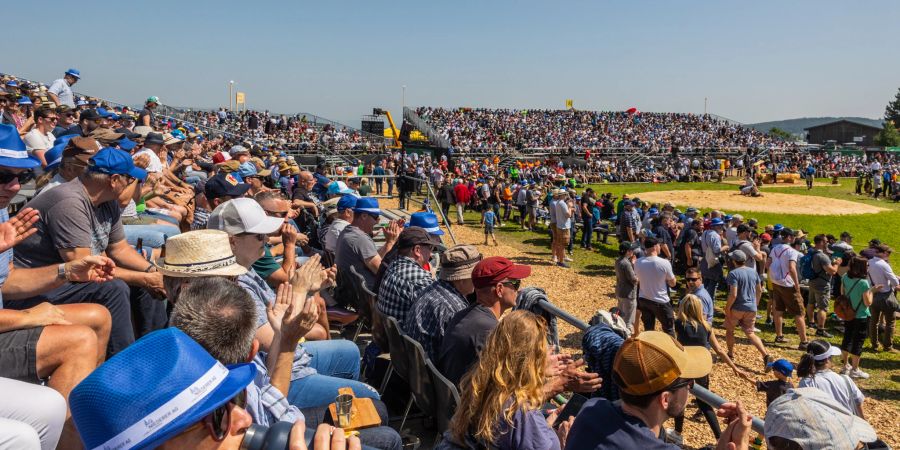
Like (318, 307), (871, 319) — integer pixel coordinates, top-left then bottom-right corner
(501, 279), (521, 290)
(685, 277), (700, 282)
(0, 170), (35, 185)
(367, 213), (380, 221)
(203, 390), (247, 441)
(667, 378), (695, 392)
(264, 210), (287, 218)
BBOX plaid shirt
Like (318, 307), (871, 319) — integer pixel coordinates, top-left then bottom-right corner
(377, 256), (434, 326)
(245, 354), (303, 426)
(403, 279), (469, 361)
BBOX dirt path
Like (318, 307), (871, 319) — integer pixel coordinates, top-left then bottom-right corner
(633, 190), (887, 215)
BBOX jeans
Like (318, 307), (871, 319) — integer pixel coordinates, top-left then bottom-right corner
(637, 297), (675, 336)
(869, 292), (898, 350)
(124, 224), (181, 249)
(701, 259), (724, 301)
(582, 217), (594, 248)
(140, 210), (180, 226)
(301, 403), (402, 450)
(287, 340), (380, 408)
(8, 280), (134, 356)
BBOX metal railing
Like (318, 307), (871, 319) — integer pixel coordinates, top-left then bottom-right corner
(536, 299), (765, 434)
(403, 106), (452, 148)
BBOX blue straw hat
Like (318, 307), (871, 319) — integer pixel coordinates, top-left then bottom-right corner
(0, 124), (41, 169)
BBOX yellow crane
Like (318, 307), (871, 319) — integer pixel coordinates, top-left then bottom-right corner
(372, 108), (403, 149)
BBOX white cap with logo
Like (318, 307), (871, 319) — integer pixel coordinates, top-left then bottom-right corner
(207, 198), (284, 235)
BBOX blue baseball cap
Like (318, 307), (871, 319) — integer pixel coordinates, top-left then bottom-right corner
(405, 212), (444, 235)
(44, 135), (75, 171)
(767, 358), (794, 378)
(353, 197), (381, 215)
(69, 328), (256, 450)
(709, 218), (725, 227)
(336, 195), (357, 212)
(116, 137), (137, 151)
(0, 124), (41, 169)
(88, 148), (148, 181)
(65, 68), (81, 79)
(773, 224), (784, 231)
(17, 96), (32, 105)
(723, 214), (733, 222)
(5, 80), (17, 87)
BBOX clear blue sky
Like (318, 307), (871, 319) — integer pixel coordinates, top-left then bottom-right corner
(3, 1), (898, 127)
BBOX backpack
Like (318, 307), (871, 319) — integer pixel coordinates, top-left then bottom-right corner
(834, 278), (863, 321)
(799, 249), (819, 281)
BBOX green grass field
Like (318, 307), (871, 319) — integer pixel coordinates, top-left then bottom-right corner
(460, 178), (900, 408)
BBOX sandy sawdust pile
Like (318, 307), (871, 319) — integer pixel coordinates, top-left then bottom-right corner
(633, 190), (887, 215)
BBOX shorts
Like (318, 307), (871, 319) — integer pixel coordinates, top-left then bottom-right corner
(808, 287), (831, 311)
(484, 224), (494, 234)
(0, 326), (43, 382)
(772, 284), (805, 316)
(726, 310), (758, 334)
(554, 226), (570, 244)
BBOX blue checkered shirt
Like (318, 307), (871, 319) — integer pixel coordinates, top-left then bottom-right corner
(404, 279), (469, 361)
(245, 353), (303, 426)
(582, 323), (625, 401)
(377, 256), (434, 326)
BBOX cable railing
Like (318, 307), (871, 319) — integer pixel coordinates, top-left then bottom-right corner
(535, 299), (766, 434)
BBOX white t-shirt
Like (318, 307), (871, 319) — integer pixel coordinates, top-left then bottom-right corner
(634, 255), (675, 303)
(769, 243), (801, 288)
(798, 369), (864, 414)
(23, 129), (55, 152)
(554, 199), (571, 230)
(134, 148), (164, 173)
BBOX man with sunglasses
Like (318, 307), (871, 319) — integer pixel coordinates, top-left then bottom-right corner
(51, 105), (77, 138)
(334, 197), (402, 293)
(438, 256), (531, 385)
(22, 106), (58, 168)
(376, 226), (441, 327)
(564, 331), (752, 450)
(9, 147), (165, 356)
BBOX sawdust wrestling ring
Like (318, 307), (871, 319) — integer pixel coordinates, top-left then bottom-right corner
(631, 190), (887, 215)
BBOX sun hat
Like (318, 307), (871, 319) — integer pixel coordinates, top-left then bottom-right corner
(327, 180), (355, 196)
(5, 80), (17, 87)
(808, 339), (842, 361)
(17, 96), (32, 105)
(88, 148), (148, 181)
(723, 214), (733, 222)
(471, 256), (531, 289)
(65, 68), (81, 79)
(62, 136), (101, 164)
(144, 132), (165, 146)
(439, 244), (482, 281)
(132, 126), (153, 139)
(117, 137), (137, 151)
(90, 128), (127, 145)
(404, 212), (444, 235)
(353, 197), (381, 216)
(709, 218), (725, 227)
(44, 135), (75, 171)
(163, 132), (183, 146)
(773, 223), (784, 232)
(69, 328), (256, 450)
(229, 145), (249, 157)
(767, 358), (794, 378)
(322, 197), (341, 217)
(208, 198), (283, 236)
(612, 330), (712, 396)
(0, 124), (41, 169)
(155, 230), (248, 277)
(764, 387), (876, 450)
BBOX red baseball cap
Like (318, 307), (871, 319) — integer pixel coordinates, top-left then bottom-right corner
(212, 151), (232, 164)
(471, 256), (531, 289)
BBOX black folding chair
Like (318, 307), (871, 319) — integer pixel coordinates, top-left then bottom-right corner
(401, 334), (437, 431)
(426, 359), (460, 434)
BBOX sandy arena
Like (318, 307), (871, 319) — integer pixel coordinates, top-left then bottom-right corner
(631, 190), (887, 215)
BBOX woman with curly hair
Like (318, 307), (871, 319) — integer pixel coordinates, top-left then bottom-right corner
(443, 310), (571, 450)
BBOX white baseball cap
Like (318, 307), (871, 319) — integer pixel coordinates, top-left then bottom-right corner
(207, 198), (284, 236)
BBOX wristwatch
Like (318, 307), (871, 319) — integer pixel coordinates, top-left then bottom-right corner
(57, 263), (67, 280)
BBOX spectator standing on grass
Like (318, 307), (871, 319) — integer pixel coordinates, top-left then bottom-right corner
(453, 178), (470, 225)
(633, 237), (677, 336)
(807, 234), (841, 338)
(767, 227), (810, 350)
(684, 267), (713, 324)
(723, 250), (771, 367)
(617, 200), (640, 243)
(615, 241), (639, 334)
(866, 243), (899, 353)
(839, 256), (880, 379)
(565, 331), (753, 450)
(482, 206), (498, 246)
(700, 217), (728, 300)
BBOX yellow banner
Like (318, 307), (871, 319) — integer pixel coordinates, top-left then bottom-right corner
(565, 99), (573, 109)
(235, 92), (246, 104)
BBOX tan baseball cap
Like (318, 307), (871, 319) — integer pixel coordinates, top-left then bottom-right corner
(613, 331), (711, 395)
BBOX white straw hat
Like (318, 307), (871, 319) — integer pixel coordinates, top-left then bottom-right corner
(155, 230), (248, 278)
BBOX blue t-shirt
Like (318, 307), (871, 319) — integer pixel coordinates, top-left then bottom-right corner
(565, 398), (678, 450)
(0, 210), (10, 308)
(483, 211), (496, 227)
(726, 266), (761, 312)
(692, 286), (714, 324)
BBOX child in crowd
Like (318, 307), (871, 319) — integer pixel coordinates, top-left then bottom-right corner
(482, 208), (498, 246)
(753, 358), (795, 406)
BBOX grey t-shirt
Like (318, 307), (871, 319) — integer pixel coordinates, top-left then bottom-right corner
(809, 250), (833, 291)
(14, 178), (124, 268)
(726, 266), (761, 312)
(634, 255), (674, 303)
(335, 225), (378, 290)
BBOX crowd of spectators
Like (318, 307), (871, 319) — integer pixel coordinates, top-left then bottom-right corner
(0, 69), (894, 450)
(416, 107), (788, 153)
